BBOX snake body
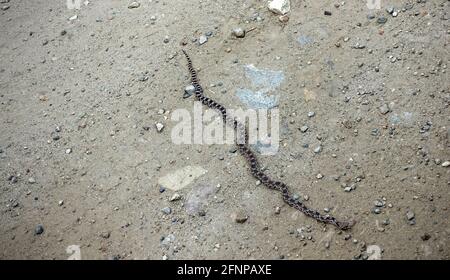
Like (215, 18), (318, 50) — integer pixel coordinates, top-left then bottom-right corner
(182, 50), (354, 230)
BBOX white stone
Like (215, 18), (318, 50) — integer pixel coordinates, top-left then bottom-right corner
(155, 122), (164, 132)
(268, 0), (290, 15)
(442, 161), (450, 167)
(169, 193), (182, 202)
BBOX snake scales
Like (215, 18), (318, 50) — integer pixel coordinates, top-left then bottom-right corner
(182, 50), (354, 230)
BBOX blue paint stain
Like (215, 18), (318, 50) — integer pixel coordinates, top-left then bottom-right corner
(235, 64), (284, 109)
(297, 35), (314, 46)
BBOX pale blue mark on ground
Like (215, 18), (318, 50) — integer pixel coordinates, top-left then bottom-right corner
(235, 64), (284, 109)
(243, 64), (285, 89)
(389, 112), (414, 126)
(236, 89), (279, 109)
(297, 35), (314, 46)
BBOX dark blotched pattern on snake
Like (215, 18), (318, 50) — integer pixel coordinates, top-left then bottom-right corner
(182, 50), (354, 230)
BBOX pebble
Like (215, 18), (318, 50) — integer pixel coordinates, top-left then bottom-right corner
(155, 123), (164, 132)
(300, 126), (309, 133)
(441, 161), (450, 167)
(28, 177), (36, 184)
(65, 148), (72, 154)
(169, 193), (182, 202)
(34, 225), (44, 235)
(159, 186), (166, 193)
(268, 0), (290, 15)
(324, 11), (332, 16)
(379, 104), (390, 114)
(233, 211), (248, 223)
(184, 85), (195, 98)
(275, 206), (281, 214)
(373, 208), (381, 214)
(161, 207), (172, 215)
(313, 146), (322, 153)
(377, 17), (387, 24)
(199, 35), (208, 45)
(128, 2), (140, 9)
(58, 200), (64, 206)
(1, 5), (9, 11)
(406, 210), (415, 221)
(232, 27), (245, 38)
(307, 111), (315, 118)
(100, 232), (110, 239)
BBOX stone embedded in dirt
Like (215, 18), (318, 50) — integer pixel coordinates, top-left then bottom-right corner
(233, 211), (248, 223)
(34, 225), (44, 235)
(169, 193), (182, 202)
(377, 16), (387, 24)
(199, 35), (208, 45)
(279, 15), (289, 23)
(1, 5), (10, 11)
(268, 0), (290, 15)
(232, 27), (245, 38)
(128, 2), (140, 9)
(300, 125), (309, 133)
(406, 210), (415, 220)
(184, 85), (195, 98)
(155, 122), (164, 132)
(441, 161), (450, 167)
(28, 177), (36, 184)
(313, 145), (322, 153)
(379, 104), (390, 114)
(161, 207), (172, 215)
(100, 231), (110, 239)
(307, 111), (315, 118)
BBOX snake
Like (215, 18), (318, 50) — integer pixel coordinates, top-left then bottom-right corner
(181, 50), (354, 230)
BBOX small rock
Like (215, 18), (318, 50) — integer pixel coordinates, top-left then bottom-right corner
(377, 17), (387, 24)
(379, 104), (390, 115)
(100, 232), (110, 239)
(128, 2), (140, 9)
(300, 126), (309, 133)
(34, 225), (44, 235)
(184, 85), (195, 98)
(169, 193), (182, 202)
(58, 200), (64, 206)
(275, 206), (281, 214)
(28, 177), (36, 184)
(268, 0), (290, 15)
(406, 211), (415, 221)
(155, 123), (164, 132)
(386, 6), (394, 14)
(233, 211), (248, 223)
(313, 146), (322, 153)
(441, 161), (450, 167)
(199, 35), (208, 45)
(307, 111), (315, 118)
(161, 207), (172, 215)
(1, 5), (9, 11)
(69, 15), (78, 21)
(324, 11), (332, 16)
(232, 27), (245, 38)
